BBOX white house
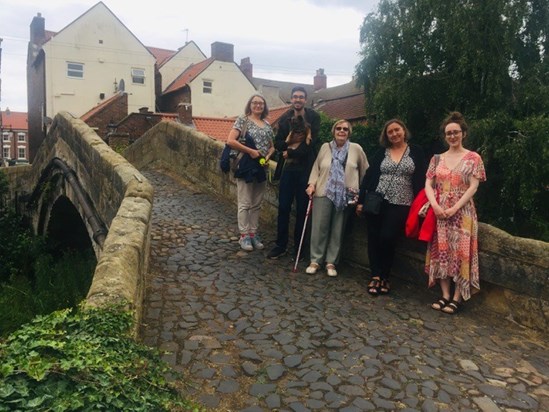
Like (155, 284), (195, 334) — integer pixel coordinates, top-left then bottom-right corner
(157, 41), (206, 92)
(27, 1), (157, 160)
(44, 2), (155, 116)
(160, 42), (258, 118)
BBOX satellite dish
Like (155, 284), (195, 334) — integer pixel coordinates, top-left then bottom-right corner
(118, 79), (125, 92)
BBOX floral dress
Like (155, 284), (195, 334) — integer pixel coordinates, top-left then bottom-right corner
(425, 151), (486, 300)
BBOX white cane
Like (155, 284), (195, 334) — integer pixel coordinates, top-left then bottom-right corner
(292, 197), (313, 273)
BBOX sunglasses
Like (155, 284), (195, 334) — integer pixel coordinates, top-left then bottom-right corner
(335, 126), (349, 132)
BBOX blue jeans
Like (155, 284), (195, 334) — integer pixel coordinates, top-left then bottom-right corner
(275, 169), (309, 250)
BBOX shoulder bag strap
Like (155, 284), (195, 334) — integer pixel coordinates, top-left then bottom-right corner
(234, 116), (249, 165)
(239, 116), (248, 144)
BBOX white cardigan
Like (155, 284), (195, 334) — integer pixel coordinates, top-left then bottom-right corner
(308, 142), (369, 197)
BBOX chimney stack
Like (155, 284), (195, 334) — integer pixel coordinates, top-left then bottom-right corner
(314, 68), (327, 91)
(177, 102), (193, 125)
(240, 57), (253, 80)
(211, 42), (234, 62)
(30, 13), (46, 45)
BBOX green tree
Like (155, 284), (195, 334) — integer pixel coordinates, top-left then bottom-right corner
(355, 0), (548, 240)
(357, 0), (548, 131)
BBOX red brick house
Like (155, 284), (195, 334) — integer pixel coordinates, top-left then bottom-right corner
(1, 109), (29, 166)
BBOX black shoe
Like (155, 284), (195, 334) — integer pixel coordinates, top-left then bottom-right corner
(267, 246), (287, 259)
(292, 246), (309, 261)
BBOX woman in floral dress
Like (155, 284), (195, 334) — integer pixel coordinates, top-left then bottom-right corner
(425, 112), (486, 314)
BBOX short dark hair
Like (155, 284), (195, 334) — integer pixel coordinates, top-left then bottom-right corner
(291, 86), (307, 99)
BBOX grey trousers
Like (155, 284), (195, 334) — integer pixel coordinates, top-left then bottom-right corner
(236, 178), (266, 235)
(309, 196), (348, 265)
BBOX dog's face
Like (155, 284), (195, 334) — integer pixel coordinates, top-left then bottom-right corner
(290, 115), (308, 134)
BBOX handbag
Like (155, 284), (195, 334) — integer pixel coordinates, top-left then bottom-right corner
(363, 146), (408, 215)
(219, 117), (248, 173)
(363, 191), (384, 214)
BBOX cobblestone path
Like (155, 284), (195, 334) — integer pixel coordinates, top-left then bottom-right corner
(139, 168), (548, 412)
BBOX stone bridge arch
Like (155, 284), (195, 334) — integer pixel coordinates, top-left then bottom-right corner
(26, 157), (107, 257)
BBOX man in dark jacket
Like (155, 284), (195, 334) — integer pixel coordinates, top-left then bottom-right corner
(267, 86), (321, 259)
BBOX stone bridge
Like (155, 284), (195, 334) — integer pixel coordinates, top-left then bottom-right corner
(4, 112), (153, 325)
(3, 112), (548, 333)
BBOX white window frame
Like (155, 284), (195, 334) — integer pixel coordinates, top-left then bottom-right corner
(131, 68), (145, 85)
(2, 132), (10, 142)
(203, 80), (213, 94)
(18, 133), (26, 142)
(3, 147), (10, 159)
(17, 146), (26, 160)
(67, 62), (84, 78)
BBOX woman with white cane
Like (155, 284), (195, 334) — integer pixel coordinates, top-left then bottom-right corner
(304, 120), (368, 276)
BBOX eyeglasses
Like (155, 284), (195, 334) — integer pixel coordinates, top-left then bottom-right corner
(335, 126), (349, 132)
(251, 101), (265, 106)
(445, 130), (462, 137)
(291, 95), (306, 100)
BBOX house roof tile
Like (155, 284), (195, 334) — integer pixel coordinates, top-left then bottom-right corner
(1, 110), (28, 131)
(315, 93), (366, 122)
(163, 57), (214, 94)
(147, 46), (177, 67)
(266, 105), (291, 126)
(313, 80), (363, 101)
(193, 116), (236, 142)
(170, 105), (290, 143)
(80, 92), (127, 122)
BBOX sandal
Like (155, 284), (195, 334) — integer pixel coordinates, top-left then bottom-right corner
(442, 300), (461, 314)
(431, 297), (450, 311)
(367, 277), (381, 296)
(380, 280), (390, 295)
(326, 264), (337, 277)
(305, 262), (320, 275)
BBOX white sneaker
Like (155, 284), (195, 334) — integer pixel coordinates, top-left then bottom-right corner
(239, 235), (253, 251)
(250, 234), (264, 250)
(326, 264), (337, 277)
(305, 263), (319, 275)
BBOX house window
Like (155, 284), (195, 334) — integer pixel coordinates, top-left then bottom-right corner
(2, 132), (10, 142)
(3, 147), (10, 159)
(132, 68), (145, 84)
(18, 147), (26, 160)
(67, 62), (84, 78)
(203, 80), (213, 94)
(18, 133), (26, 142)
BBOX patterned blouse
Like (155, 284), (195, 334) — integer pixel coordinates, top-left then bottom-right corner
(233, 115), (273, 156)
(376, 148), (416, 206)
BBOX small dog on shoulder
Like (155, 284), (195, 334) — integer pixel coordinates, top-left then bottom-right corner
(285, 115), (312, 149)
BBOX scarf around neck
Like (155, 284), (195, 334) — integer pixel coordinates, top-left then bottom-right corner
(325, 139), (350, 211)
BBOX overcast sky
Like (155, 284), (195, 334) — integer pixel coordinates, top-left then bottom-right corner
(0, 0), (378, 112)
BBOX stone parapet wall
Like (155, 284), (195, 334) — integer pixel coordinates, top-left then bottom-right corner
(124, 120), (280, 223)
(125, 121), (549, 331)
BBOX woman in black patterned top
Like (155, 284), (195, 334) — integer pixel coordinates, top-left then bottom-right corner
(357, 119), (427, 295)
